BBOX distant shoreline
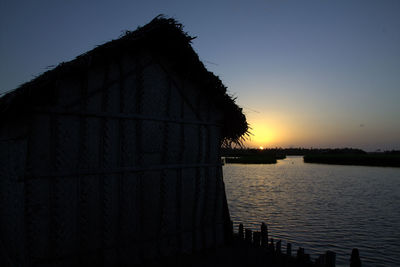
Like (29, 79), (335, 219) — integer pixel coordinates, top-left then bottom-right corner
(222, 148), (400, 167)
(224, 155), (278, 164)
(303, 154), (400, 168)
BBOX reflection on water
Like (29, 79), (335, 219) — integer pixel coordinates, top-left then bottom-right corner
(223, 156), (400, 267)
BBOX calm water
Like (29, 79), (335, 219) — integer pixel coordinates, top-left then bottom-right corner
(223, 156), (400, 267)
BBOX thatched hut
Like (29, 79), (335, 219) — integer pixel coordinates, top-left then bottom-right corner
(0, 17), (247, 266)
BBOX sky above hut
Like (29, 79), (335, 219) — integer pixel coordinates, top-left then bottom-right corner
(1, 0), (399, 151)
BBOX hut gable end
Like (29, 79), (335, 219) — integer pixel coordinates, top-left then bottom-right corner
(0, 16), (247, 266)
(0, 16), (248, 145)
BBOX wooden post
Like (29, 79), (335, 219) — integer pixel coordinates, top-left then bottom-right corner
(269, 238), (275, 253)
(286, 243), (292, 256)
(226, 220), (234, 244)
(276, 240), (281, 254)
(316, 254), (326, 266)
(297, 247), (304, 260)
(253, 231), (261, 247)
(350, 248), (361, 267)
(261, 222), (268, 247)
(325, 250), (336, 267)
(238, 223), (244, 241)
(245, 229), (252, 244)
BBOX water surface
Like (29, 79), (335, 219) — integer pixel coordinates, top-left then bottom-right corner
(223, 156), (400, 267)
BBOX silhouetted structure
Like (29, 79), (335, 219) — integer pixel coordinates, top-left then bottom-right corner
(350, 248), (361, 267)
(0, 16), (248, 266)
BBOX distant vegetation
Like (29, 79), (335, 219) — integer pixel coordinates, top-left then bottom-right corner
(304, 150), (400, 167)
(221, 148), (285, 164)
(222, 147), (400, 167)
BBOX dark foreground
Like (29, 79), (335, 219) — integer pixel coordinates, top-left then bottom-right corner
(137, 223), (360, 267)
(138, 236), (357, 267)
(142, 240), (317, 267)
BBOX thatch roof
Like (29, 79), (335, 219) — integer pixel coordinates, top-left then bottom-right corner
(0, 16), (248, 145)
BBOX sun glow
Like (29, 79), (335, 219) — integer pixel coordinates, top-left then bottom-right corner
(244, 115), (292, 148)
(249, 123), (278, 147)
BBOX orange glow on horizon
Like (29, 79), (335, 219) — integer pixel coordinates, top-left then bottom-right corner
(244, 114), (295, 148)
(247, 120), (280, 147)
(244, 114), (339, 149)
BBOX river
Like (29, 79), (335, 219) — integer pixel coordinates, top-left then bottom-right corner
(223, 156), (400, 267)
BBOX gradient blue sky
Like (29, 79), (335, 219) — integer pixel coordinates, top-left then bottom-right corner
(1, 0), (399, 150)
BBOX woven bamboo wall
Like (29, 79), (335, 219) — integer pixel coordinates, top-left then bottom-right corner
(0, 50), (230, 266)
(0, 118), (29, 266)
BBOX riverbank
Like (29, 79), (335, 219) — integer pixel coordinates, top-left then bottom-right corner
(225, 155), (278, 164)
(222, 148), (285, 164)
(303, 153), (400, 167)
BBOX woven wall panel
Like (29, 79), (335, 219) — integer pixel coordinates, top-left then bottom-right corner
(101, 119), (120, 168)
(0, 139), (26, 264)
(102, 173), (120, 248)
(168, 83), (183, 118)
(53, 175), (78, 256)
(86, 90), (102, 113)
(209, 125), (221, 163)
(180, 168), (195, 253)
(193, 167), (206, 250)
(57, 76), (82, 109)
(1, 54), (228, 265)
(120, 120), (137, 167)
(121, 75), (138, 114)
(160, 169), (178, 254)
(79, 174), (102, 252)
(183, 124), (198, 164)
(105, 82), (121, 114)
(141, 121), (163, 154)
(26, 178), (50, 259)
(87, 64), (107, 95)
(141, 170), (162, 259)
(56, 116), (80, 172)
(142, 64), (168, 117)
(204, 166), (218, 247)
(119, 172), (140, 244)
(182, 98), (198, 120)
(29, 114), (51, 173)
(165, 123), (181, 164)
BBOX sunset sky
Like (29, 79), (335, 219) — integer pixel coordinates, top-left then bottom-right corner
(1, 0), (399, 151)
